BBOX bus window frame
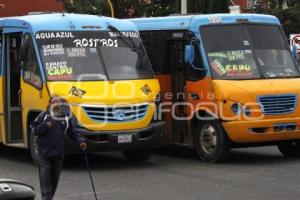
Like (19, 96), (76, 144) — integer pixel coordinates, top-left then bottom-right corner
(21, 33), (44, 90)
(199, 22), (299, 80)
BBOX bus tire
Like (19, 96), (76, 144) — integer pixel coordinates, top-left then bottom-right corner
(194, 120), (231, 163)
(123, 148), (153, 163)
(29, 130), (39, 166)
(277, 141), (300, 157)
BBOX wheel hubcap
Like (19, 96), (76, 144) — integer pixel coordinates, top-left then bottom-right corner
(200, 125), (217, 154)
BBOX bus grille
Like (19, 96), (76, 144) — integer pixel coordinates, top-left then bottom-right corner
(82, 103), (148, 122)
(258, 94), (297, 115)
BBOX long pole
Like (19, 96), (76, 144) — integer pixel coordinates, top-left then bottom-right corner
(181, 0), (187, 14)
(107, 0), (115, 17)
(83, 150), (98, 200)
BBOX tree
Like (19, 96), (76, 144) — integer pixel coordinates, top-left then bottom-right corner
(272, 5), (300, 34)
(248, 0), (300, 35)
(145, 0), (229, 16)
(270, 0), (299, 9)
(112, 0), (149, 18)
(62, 0), (110, 16)
(62, 0), (149, 18)
(268, 0), (300, 34)
(145, 0), (177, 17)
(206, 0), (229, 13)
(62, 0), (230, 18)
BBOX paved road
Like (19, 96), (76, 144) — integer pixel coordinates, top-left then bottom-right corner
(1, 145), (300, 200)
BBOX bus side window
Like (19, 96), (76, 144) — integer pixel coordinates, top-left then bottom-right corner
(141, 31), (167, 74)
(153, 32), (167, 74)
(187, 45), (206, 81)
(22, 34), (42, 89)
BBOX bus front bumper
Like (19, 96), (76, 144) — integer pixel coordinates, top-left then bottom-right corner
(222, 117), (300, 143)
(65, 121), (166, 153)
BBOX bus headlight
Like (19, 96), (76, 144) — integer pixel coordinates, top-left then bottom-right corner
(243, 106), (251, 116)
(231, 103), (241, 114)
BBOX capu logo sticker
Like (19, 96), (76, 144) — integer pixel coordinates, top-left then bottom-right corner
(46, 62), (73, 76)
(225, 64), (252, 73)
(47, 67), (73, 76)
(45, 62), (73, 80)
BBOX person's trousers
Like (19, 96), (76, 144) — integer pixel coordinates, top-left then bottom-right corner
(38, 155), (64, 200)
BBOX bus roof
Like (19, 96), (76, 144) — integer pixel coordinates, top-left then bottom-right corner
(129, 14), (280, 32)
(0, 13), (138, 34)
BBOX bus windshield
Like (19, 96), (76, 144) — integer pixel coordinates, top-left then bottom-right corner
(35, 31), (153, 81)
(201, 24), (299, 80)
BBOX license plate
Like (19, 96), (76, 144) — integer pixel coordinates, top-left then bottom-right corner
(118, 135), (132, 144)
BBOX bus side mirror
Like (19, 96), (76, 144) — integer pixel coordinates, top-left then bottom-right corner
(184, 45), (195, 64)
(184, 44), (207, 81)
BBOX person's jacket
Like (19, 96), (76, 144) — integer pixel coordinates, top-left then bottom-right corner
(31, 111), (85, 157)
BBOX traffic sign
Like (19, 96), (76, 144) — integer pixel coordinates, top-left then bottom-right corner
(290, 34), (300, 52)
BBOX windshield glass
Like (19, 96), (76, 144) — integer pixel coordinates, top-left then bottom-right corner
(201, 24), (299, 80)
(247, 24), (297, 78)
(35, 31), (153, 81)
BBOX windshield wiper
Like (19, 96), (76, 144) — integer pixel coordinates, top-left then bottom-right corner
(107, 25), (137, 52)
(107, 24), (153, 75)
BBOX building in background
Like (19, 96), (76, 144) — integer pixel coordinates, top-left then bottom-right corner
(0, 0), (65, 17)
(231, 0), (270, 12)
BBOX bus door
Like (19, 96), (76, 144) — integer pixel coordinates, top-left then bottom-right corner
(167, 38), (188, 143)
(0, 31), (3, 143)
(3, 32), (24, 144)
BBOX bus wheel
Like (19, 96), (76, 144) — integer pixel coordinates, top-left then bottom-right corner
(195, 120), (231, 163)
(123, 149), (153, 163)
(29, 130), (39, 166)
(277, 141), (300, 157)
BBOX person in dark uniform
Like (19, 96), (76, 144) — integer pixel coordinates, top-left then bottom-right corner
(31, 96), (87, 200)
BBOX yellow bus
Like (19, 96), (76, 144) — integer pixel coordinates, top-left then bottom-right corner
(131, 14), (300, 163)
(0, 13), (165, 163)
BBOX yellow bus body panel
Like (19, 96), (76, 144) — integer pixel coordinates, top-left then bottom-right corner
(47, 79), (160, 131)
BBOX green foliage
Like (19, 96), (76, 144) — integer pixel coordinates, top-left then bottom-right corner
(206, 0), (229, 13)
(145, 0), (229, 16)
(269, 0), (299, 9)
(254, 0), (300, 34)
(61, 0), (298, 35)
(63, 0), (230, 18)
(112, 0), (149, 18)
(145, 0), (177, 17)
(272, 5), (300, 34)
(62, 0), (110, 16)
